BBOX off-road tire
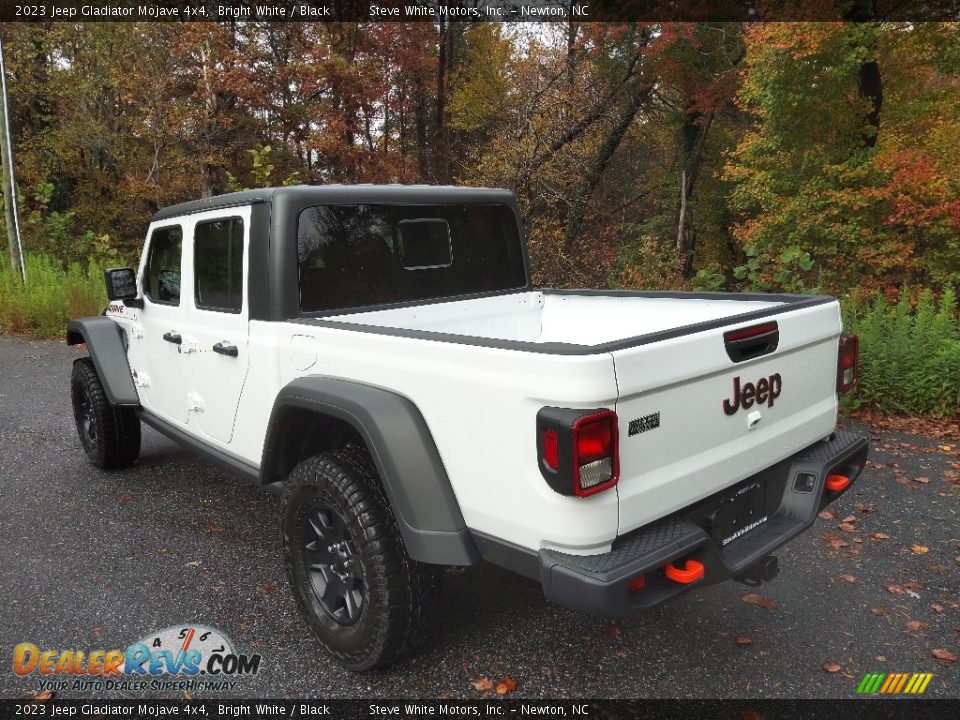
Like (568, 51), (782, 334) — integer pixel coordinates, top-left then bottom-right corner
(282, 447), (442, 671)
(70, 357), (141, 469)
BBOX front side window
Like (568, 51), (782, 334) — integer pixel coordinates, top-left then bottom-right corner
(194, 218), (244, 313)
(144, 225), (183, 305)
(297, 204), (525, 313)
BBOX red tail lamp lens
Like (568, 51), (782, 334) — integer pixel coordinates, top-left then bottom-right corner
(542, 430), (559, 471)
(837, 333), (859, 393)
(572, 411), (619, 497)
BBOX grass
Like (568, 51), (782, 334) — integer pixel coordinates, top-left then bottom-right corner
(0, 254), (107, 337)
(841, 287), (959, 418)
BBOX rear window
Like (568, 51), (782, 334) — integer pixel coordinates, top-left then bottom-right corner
(297, 204), (526, 313)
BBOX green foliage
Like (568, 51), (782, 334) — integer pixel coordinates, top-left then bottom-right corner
(692, 264), (727, 291)
(841, 288), (960, 417)
(0, 254), (106, 337)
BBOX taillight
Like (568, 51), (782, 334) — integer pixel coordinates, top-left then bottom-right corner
(572, 411), (619, 496)
(837, 333), (859, 393)
(536, 407), (620, 497)
(542, 430), (559, 471)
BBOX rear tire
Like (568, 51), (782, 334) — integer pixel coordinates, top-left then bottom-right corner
(70, 357), (141, 469)
(282, 447), (442, 671)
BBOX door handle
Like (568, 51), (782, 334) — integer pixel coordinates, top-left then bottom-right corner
(212, 341), (238, 357)
(162, 331), (182, 345)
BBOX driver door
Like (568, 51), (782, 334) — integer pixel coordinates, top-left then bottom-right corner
(133, 223), (190, 424)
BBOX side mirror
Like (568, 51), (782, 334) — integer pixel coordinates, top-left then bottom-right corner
(104, 267), (138, 301)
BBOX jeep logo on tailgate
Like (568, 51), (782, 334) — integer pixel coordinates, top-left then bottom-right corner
(723, 373), (781, 416)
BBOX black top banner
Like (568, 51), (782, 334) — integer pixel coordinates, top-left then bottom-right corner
(2, 0), (960, 23)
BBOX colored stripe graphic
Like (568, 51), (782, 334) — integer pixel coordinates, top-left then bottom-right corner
(857, 672), (933, 695)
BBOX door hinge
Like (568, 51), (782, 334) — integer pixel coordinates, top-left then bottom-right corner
(132, 370), (150, 389)
(130, 325), (144, 340)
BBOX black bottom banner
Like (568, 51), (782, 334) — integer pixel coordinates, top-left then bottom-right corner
(0, 699), (957, 720)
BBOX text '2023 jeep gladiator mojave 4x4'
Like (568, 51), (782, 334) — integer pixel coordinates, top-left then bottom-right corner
(68, 185), (867, 670)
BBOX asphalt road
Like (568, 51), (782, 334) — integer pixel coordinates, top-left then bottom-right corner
(0, 336), (957, 700)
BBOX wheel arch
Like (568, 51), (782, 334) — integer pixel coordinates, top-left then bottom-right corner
(261, 376), (479, 566)
(66, 317), (139, 407)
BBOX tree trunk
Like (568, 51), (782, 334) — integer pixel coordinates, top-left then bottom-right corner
(199, 37), (219, 198)
(563, 84), (651, 252)
(676, 109), (713, 278)
(434, 19), (450, 183)
(0, 32), (23, 279)
(414, 70), (429, 181)
(858, 59), (882, 148)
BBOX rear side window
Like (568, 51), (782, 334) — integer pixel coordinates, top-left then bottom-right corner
(194, 218), (244, 313)
(297, 204), (525, 312)
(144, 225), (182, 305)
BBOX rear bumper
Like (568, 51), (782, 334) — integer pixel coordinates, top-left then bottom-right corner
(539, 429), (868, 616)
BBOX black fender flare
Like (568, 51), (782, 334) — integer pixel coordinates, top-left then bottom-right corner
(261, 376), (479, 566)
(66, 317), (139, 407)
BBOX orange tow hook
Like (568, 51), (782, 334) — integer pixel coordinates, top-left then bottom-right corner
(825, 474), (851, 492)
(665, 559), (704, 585)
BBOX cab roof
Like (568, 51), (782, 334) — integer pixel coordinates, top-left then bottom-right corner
(151, 185), (516, 223)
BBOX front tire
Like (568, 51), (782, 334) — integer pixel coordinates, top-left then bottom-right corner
(282, 448), (440, 671)
(70, 357), (141, 469)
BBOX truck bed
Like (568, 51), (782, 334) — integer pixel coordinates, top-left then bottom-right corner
(322, 290), (801, 349)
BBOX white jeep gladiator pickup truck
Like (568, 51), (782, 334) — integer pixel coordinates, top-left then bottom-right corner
(68, 185), (868, 670)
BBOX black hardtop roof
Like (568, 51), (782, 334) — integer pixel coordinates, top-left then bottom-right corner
(151, 184), (516, 222)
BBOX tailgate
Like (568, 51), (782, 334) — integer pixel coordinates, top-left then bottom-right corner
(613, 299), (842, 535)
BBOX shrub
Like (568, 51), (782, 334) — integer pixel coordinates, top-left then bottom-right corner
(0, 254), (107, 337)
(841, 287), (959, 418)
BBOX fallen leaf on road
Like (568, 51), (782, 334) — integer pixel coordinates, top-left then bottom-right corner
(258, 583), (278, 594)
(931, 649), (956, 664)
(736, 637), (753, 646)
(119, 493), (134, 503)
(823, 534), (849, 549)
(870, 608), (888, 617)
(496, 678), (517, 695)
(876, 655), (887, 662)
(884, 583), (905, 594)
(184, 560), (202, 567)
(823, 662), (842, 673)
(905, 620), (925, 632)
(839, 574), (857, 583)
(904, 580), (924, 591)
(472, 678), (493, 692)
(932, 604), (944, 612)
(742, 593), (779, 610)
(912, 545), (930, 555)
(183, 691), (193, 700)
(203, 522), (224, 532)
(818, 510), (836, 520)
(913, 477), (930, 484)
(838, 523), (856, 533)
(605, 624), (622, 638)
(855, 502), (873, 513)
(841, 515), (857, 524)
(872, 532), (890, 540)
